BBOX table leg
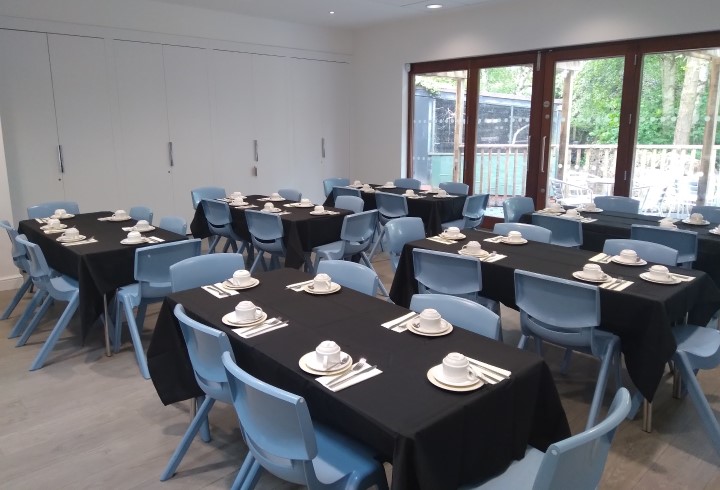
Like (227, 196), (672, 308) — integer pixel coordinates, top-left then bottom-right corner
(642, 399), (653, 432)
(103, 293), (112, 357)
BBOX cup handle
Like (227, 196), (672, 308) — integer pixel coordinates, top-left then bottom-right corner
(255, 307), (263, 316)
(324, 280), (332, 289)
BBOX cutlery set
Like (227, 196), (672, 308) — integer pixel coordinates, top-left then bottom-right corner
(238, 317), (288, 339)
(467, 358), (511, 385)
(286, 279), (314, 291)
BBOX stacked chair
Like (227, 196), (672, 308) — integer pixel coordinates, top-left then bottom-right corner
(0, 221), (33, 322)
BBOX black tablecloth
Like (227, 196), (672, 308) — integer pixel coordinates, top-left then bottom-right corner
(190, 196), (351, 268)
(147, 268), (569, 490)
(323, 185), (466, 235)
(389, 229), (720, 401)
(18, 212), (187, 337)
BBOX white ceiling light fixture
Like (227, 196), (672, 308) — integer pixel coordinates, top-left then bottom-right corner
(426, 4), (443, 9)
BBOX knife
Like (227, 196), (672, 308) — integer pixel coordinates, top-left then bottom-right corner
(326, 364), (377, 388)
(243, 322), (287, 338)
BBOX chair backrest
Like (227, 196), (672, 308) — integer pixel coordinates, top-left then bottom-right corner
(334, 195), (364, 214)
(332, 186), (361, 200)
(514, 269), (600, 349)
(0, 220), (28, 270)
(385, 217), (426, 271)
(394, 178), (421, 190)
(201, 199), (232, 229)
(531, 214), (583, 247)
(375, 192), (408, 222)
(410, 294), (501, 340)
(493, 222), (552, 243)
(318, 260), (379, 296)
(174, 304), (234, 402)
(158, 216), (187, 235)
(129, 206), (153, 224)
(27, 201), (80, 219)
(630, 225), (698, 263)
(133, 239), (201, 298)
(462, 194), (490, 228)
(439, 182), (469, 196)
(412, 248), (482, 295)
(278, 188), (302, 201)
(170, 253), (246, 292)
(323, 178), (350, 197)
(503, 196), (535, 223)
(222, 351), (322, 486)
(245, 210), (285, 252)
(14, 235), (54, 291)
(191, 186), (226, 210)
(602, 239), (679, 266)
(339, 210), (378, 256)
(690, 205), (720, 223)
(533, 388), (631, 490)
(594, 196), (639, 214)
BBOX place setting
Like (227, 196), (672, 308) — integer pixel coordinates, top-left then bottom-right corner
(578, 202), (603, 213)
(349, 180), (365, 188)
(682, 212), (710, 226)
(56, 227), (97, 246)
(710, 224), (720, 236)
(536, 202), (565, 215)
(431, 189), (452, 198)
(309, 205), (340, 216)
(658, 217), (679, 228)
(428, 226), (465, 244)
(261, 202), (288, 214)
(99, 209), (132, 222)
(219, 300), (289, 338)
(229, 195), (257, 208)
(258, 192), (286, 202)
(639, 265), (694, 285)
(301, 273), (342, 295)
(120, 230), (159, 245)
(220, 269), (260, 290)
(607, 249), (647, 266)
(559, 208), (597, 223)
(376, 181), (396, 189)
(403, 189), (424, 199)
(50, 208), (75, 220)
(485, 230), (527, 245)
(311, 349), (382, 392)
(427, 352), (512, 392)
(285, 198), (315, 208)
(41, 218), (67, 233)
(122, 219), (155, 233)
(572, 264), (633, 290)
(457, 240), (506, 262)
(406, 308), (453, 336)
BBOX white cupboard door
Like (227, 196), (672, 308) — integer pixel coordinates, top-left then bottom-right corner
(322, 62), (350, 186)
(163, 45), (214, 224)
(48, 34), (119, 213)
(113, 40), (174, 220)
(0, 30), (63, 224)
(209, 50), (256, 193)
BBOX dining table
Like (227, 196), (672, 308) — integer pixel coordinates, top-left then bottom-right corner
(388, 228), (720, 403)
(147, 268), (570, 490)
(322, 184), (466, 235)
(190, 195), (351, 269)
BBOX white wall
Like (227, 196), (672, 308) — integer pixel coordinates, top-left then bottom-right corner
(0, 116), (21, 290)
(349, 0), (720, 183)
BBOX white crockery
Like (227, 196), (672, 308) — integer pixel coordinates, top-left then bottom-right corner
(300, 198), (312, 205)
(384, 181), (394, 187)
(445, 226), (461, 238)
(550, 202), (563, 210)
(231, 197), (246, 206)
(313, 273), (332, 292)
(419, 308), (443, 332)
(619, 249), (639, 263)
(231, 191), (243, 198)
(315, 340), (342, 367)
(231, 269), (252, 287)
(54, 208), (68, 217)
(659, 218), (676, 228)
(126, 230), (142, 242)
(61, 228), (80, 240)
(353, 180), (362, 186)
(690, 213), (704, 223)
(647, 265), (671, 281)
(442, 352), (472, 383)
(506, 230), (523, 243)
(437, 189), (448, 196)
(113, 209), (129, 219)
(461, 241), (483, 254)
(584, 202), (597, 211)
(404, 189), (415, 196)
(263, 202), (276, 211)
(314, 205), (325, 213)
(582, 263), (603, 280)
(271, 192), (282, 199)
(234, 300), (263, 323)
(565, 208), (579, 217)
(46, 218), (62, 229)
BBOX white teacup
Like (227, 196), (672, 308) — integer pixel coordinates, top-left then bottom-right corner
(113, 209), (129, 220)
(231, 269), (252, 287)
(385, 181), (394, 187)
(54, 208), (67, 218)
(619, 249), (638, 263)
(234, 300), (263, 322)
(506, 230), (523, 242)
(659, 218), (677, 228)
(353, 180), (362, 186)
(46, 218), (62, 229)
(461, 240), (483, 254)
(126, 230), (142, 242)
(362, 184), (373, 190)
(300, 198), (312, 205)
(61, 228), (80, 240)
(313, 273), (332, 292)
(315, 340), (342, 367)
(442, 352), (472, 382)
(445, 226), (461, 238)
(231, 197), (246, 206)
(690, 213), (704, 223)
(437, 189), (448, 197)
(271, 192), (282, 199)
(565, 208), (579, 217)
(263, 202), (276, 212)
(314, 205), (325, 213)
(404, 189), (415, 196)
(419, 308), (443, 332)
(584, 202), (597, 211)
(582, 263), (603, 280)
(550, 202), (563, 211)
(230, 191), (243, 198)
(135, 219), (150, 231)
(648, 265), (671, 281)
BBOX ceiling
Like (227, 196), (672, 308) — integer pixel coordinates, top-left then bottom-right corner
(148, 0), (496, 28)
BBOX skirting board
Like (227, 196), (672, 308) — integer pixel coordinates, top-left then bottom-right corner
(0, 273), (23, 291)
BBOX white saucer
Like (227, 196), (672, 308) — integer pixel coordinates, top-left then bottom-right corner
(639, 272), (680, 285)
(501, 237), (528, 245)
(134, 226), (155, 232)
(682, 219), (710, 226)
(361, 188), (376, 193)
(406, 195), (424, 199)
(120, 237), (148, 245)
(51, 214), (75, 220)
(299, 352), (353, 375)
(221, 310), (268, 327)
(434, 194), (452, 198)
(611, 256), (647, 266)
(572, 271), (612, 283)
(107, 215), (131, 222)
(294, 203), (315, 208)
(561, 213), (583, 220)
(441, 232), (466, 240)
(303, 282), (342, 295)
(379, 185), (396, 189)
(541, 208), (564, 214)
(222, 278), (260, 290)
(268, 197), (286, 202)
(232, 203), (252, 208)
(41, 224), (67, 230)
(709, 229), (720, 236)
(261, 208), (282, 213)
(458, 249), (489, 258)
(57, 234), (86, 243)
(580, 208), (603, 213)
(427, 365), (483, 391)
(310, 210), (331, 216)
(407, 318), (453, 337)
(349, 184), (364, 188)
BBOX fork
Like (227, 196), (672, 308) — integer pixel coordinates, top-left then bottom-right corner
(607, 276), (625, 290)
(243, 317), (285, 334)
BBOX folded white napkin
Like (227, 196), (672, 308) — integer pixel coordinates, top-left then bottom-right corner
(317, 367), (382, 392)
(381, 312), (416, 332)
(201, 283), (239, 298)
(146, 236), (165, 243)
(97, 217), (113, 221)
(580, 217), (597, 223)
(43, 229), (65, 234)
(62, 238), (98, 247)
(482, 254), (506, 263)
(427, 236), (453, 245)
(483, 236), (504, 243)
(589, 253), (612, 263)
(599, 280), (634, 291)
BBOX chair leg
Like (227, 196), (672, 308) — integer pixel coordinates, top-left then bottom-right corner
(231, 453), (257, 490)
(249, 252), (264, 274)
(29, 293), (79, 371)
(8, 288), (46, 339)
(239, 460), (262, 490)
(113, 296), (124, 353)
(160, 396), (217, 481)
(208, 236), (220, 254)
(1, 275), (32, 320)
(559, 349), (573, 374)
(123, 300), (150, 379)
(674, 352), (720, 455)
(517, 334), (529, 350)
(368, 226), (387, 261)
(16, 293), (54, 347)
(586, 345), (616, 430)
(196, 396), (211, 443)
(136, 303), (148, 331)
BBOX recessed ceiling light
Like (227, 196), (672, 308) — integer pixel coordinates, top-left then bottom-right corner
(427, 4), (443, 8)
(329, 11), (335, 14)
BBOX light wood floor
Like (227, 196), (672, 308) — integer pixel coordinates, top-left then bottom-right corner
(1, 253), (720, 489)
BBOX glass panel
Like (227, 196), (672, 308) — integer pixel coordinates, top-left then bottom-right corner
(631, 49), (720, 217)
(412, 71), (467, 188)
(546, 57), (625, 208)
(474, 65), (534, 212)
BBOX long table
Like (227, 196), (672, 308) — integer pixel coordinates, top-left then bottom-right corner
(18, 211), (187, 338)
(323, 185), (466, 235)
(389, 229), (720, 401)
(147, 268), (569, 490)
(190, 195), (351, 268)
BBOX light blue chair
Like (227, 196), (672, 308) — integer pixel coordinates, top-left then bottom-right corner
(221, 351), (390, 490)
(278, 188), (302, 201)
(171, 253), (246, 293)
(493, 223), (552, 243)
(13, 235), (80, 371)
(312, 210), (378, 270)
(0, 221), (33, 323)
(439, 181), (469, 196)
(514, 269), (621, 429)
(202, 199), (252, 256)
(245, 210), (286, 274)
(531, 214), (583, 247)
(631, 224), (697, 266)
(412, 248), (500, 315)
(318, 260), (380, 297)
(368, 192), (408, 260)
(394, 177), (421, 190)
(385, 217), (425, 272)
(462, 388), (630, 490)
(502, 196), (534, 223)
(594, 195), (640, 214)
(27, 201), (80, 219)
(442, 194), (489, 230)
(410, 294), (501, 341)
(114, 239), (201, 378)
(334, 195), (364, 214)
(323, 178), (350, 198)
(161, 304), (235, 481)
(690, 205), (720, 223)
(158, 216), (187, 235)
(602, 239), (679, 266)
(129, 205), (153, 224)
(191, 186), (225, 210)
(332, 186), (362, 201)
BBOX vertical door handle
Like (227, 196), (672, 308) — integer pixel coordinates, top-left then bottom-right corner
(253, 140), (259, 162)
(58, 145), (65, 173)
(540, 136), (547, 173)
(321, 137), (326, 158)
(168, 142), (174, 167)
